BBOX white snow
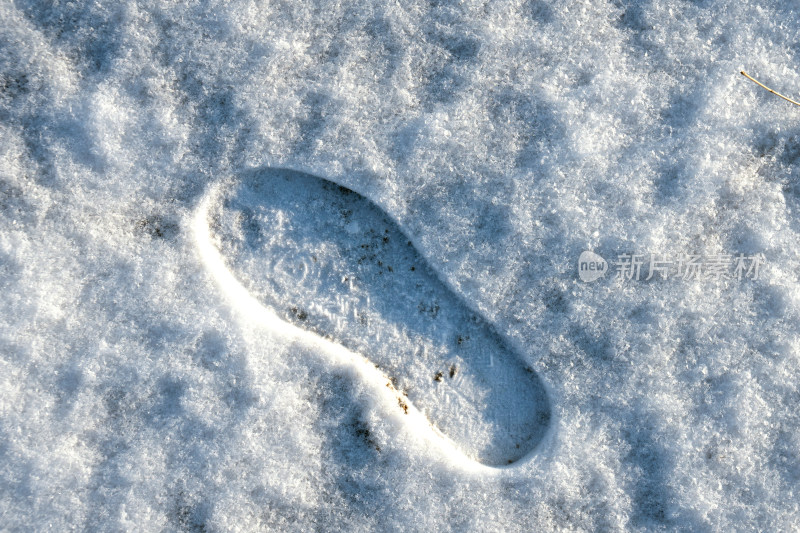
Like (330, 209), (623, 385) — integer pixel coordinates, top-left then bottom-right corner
(2, 0), (800, 530)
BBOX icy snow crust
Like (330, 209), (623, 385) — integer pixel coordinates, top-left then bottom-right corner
(3, 0), (800, 530)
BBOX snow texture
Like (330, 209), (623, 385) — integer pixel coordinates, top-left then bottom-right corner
(2, 0), (800, 531)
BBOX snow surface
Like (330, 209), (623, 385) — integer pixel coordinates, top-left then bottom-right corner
(2, 0), (800, 530)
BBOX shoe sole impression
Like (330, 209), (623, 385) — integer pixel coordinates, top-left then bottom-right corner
(197, 167), (551, 466)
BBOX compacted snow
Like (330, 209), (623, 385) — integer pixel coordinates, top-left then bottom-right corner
(2, 0), (800, 530)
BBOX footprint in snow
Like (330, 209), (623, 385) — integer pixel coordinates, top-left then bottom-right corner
(198, 167), (551, 466)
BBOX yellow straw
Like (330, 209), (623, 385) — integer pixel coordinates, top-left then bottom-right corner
(741, 71), (800, 107)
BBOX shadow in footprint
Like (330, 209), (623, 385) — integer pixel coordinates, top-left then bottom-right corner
(207, 167), (551, 466)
